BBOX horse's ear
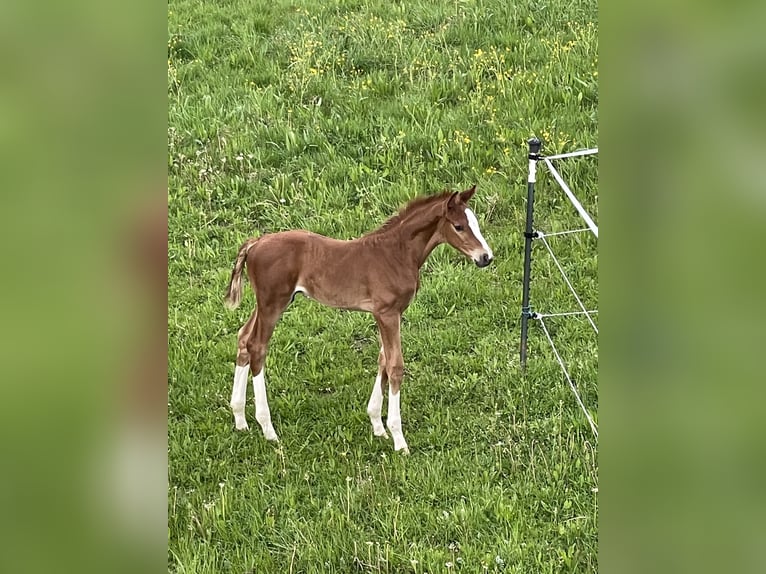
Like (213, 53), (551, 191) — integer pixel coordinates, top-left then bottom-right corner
(460, 184), (477, 203)
(446, 191), (460, 211)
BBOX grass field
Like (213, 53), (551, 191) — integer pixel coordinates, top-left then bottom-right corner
(168, 0), (598, 572)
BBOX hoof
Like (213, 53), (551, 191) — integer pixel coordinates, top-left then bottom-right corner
(263, 428), (280, 442)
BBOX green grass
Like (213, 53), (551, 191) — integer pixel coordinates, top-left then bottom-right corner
(168, 0), (598, 572)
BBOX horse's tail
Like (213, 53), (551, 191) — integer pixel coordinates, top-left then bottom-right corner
(224, 238), (258, 310)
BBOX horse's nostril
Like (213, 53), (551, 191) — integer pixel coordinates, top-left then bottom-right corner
(475, 253), (492, 267)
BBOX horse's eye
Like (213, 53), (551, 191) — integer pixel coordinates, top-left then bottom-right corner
(454, 224), (464, 232)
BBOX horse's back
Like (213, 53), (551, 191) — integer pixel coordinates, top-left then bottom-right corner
(246, 230), (348, 284)
(251, 230), (346, 258)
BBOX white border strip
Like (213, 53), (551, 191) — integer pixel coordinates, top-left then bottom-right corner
(528, 158), (537, 183)
(538, 316), (599, 439)
(543, 158), (599, 238)
(545, 148), (598, 160)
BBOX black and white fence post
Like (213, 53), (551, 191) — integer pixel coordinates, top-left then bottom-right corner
(520, 137), (541, 371)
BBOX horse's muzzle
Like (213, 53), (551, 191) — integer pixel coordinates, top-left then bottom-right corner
(475, 253), (493, 268)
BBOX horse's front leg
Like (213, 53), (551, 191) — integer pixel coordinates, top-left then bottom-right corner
(375, 312), (409, 453)
(367, 345), (388, 438)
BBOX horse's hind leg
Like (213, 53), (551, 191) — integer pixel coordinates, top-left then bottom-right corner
(231, 309), (258, 430)
(248, 302), (288, 442)
(367, 345), (389, 438)
(375, 311), (409, 453)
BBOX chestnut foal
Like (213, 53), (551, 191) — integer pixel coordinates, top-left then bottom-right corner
(224, 186), (493, 453)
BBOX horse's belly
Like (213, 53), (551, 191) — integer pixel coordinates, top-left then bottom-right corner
(296, 282), (374, 312)
(294, 235), (379, 312)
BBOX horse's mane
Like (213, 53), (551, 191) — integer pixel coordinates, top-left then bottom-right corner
(365, 191), (451, 237)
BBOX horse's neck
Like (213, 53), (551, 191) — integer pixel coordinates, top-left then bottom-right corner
(420, 231), (443, 265)
(390, 204), (444, 269)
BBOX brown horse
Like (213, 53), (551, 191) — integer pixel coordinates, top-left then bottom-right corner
(224, 185), (493, 453)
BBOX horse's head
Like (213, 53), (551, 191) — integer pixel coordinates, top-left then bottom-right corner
(440, 185), (494, 267)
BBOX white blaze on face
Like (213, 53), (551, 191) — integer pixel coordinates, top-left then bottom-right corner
(465, 208), (493, 259)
